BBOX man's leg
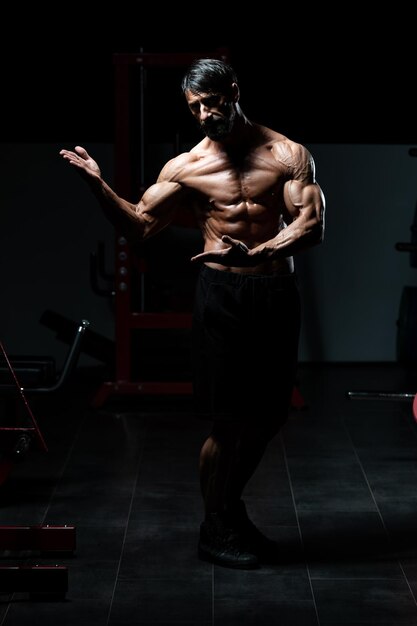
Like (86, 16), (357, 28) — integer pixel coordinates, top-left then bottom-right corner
(198, 421), (260, 568)
(198, 421), (281, 568)
(223, 422), (284, 562)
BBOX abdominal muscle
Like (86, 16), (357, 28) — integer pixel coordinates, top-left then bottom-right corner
(198, 201), (294, 276)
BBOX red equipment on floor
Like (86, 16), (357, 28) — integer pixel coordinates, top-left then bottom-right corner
(0, 320), (88, 597)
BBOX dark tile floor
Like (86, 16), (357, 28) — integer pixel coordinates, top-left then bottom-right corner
(2, 362), (417, 625)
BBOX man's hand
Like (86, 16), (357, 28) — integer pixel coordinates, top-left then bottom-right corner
(59, 146), (101, 181)
(191, 235), (263, 267)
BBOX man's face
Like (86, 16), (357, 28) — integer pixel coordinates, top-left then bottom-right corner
(185, 90), (236, 141)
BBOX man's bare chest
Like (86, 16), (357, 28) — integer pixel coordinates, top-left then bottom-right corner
(183, 154), (286, 205)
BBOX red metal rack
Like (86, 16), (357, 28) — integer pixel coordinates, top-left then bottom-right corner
(92, 49), (229, 408)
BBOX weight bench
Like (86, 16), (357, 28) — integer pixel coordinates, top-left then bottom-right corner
(0, 319), (89, 599)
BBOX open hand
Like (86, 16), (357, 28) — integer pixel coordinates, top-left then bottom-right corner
(59, 146), (101, 180)
(191, 235), (254, 266)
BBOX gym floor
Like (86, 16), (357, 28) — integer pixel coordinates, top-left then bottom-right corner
(1, 362), (417, 625)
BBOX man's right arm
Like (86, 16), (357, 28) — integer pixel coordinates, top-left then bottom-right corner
(59, 145), (190, 241)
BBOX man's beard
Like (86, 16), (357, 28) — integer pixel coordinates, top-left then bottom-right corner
(200, 111), (235, 141)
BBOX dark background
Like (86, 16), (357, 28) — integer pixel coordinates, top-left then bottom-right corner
(1, 10), (415, 145)
(2, 12), (417, 366)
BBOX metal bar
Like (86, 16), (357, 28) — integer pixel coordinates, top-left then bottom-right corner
(347, 391), (415, 401)
(0, 525), (76, 552)
(114, 53), (133, 381)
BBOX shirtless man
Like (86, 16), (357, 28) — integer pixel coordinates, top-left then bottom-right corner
(60, 58), (325, 570)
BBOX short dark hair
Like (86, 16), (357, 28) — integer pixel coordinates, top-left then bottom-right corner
(181, 58), (238, 95)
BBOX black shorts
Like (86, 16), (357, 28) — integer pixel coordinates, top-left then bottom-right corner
(192, 264), (301, 424)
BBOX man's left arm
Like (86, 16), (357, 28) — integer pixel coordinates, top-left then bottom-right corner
(255, 178), (325, 259)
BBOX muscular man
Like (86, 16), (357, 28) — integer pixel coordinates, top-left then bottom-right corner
(60, 58), (325, 569)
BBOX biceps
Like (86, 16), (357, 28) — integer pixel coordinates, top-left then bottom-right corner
(283, 180), (325, 222)
(139, 181), (184, 219)
(136, 181), (186, 237)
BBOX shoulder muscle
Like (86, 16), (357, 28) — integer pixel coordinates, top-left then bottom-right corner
(272, 139), (315, 183)
(157, 151), (199, 184)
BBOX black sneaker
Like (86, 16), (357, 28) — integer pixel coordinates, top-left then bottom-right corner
(198, 512), (259, 569)
(227, 500), (280, 563)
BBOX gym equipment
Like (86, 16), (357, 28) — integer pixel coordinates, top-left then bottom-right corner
(0, 340), (48, 457)
(347, 148), (417, 414)
(0, 318), (89, 481)
(0, 525), (75, 552)
(0, 525), (75, 598)
(0, 318), (90, 395)
(39, 310), (113, 366)
(90, 240), (115, 299)
(0, 318), (90, 482)
(91, 49), (229, 408)
(0, 320), (87, 598)
(0, 565), (68, 598)
(347, 389), (415, 402)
